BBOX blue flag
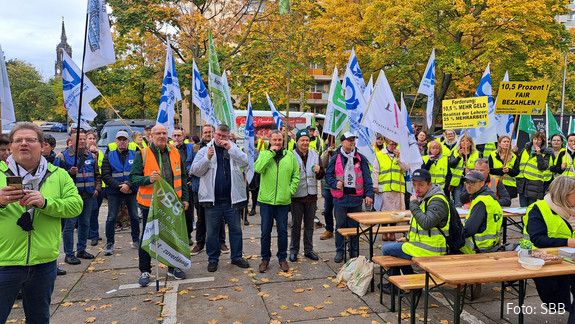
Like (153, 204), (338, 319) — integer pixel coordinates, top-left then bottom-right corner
(266, 93), (283, 129)
(462, 64), (497, 144)
(61, 50), (99, 129)
(417, 49), (435, 129)
(243, 94), (256, 183)
(192, 60), (219, 127)
(156, 38), (182, 136)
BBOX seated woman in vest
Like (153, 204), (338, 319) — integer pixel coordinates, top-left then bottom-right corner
(449, 134), (479, 207)
(550, 133), (575, 178)
(372, 138), (409, 240)
(380, 169), (450, 294)
(516, 131), (552, 207)
(488, 135), (519, 199)
(459, 171), (503, 254)
(523, 176), (575, 321)
(421, 140), (451, 196)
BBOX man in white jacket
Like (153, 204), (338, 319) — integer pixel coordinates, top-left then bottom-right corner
(191, 124), (250, 272)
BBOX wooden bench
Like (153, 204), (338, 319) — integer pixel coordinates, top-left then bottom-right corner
(388, 274), (445, 324)
(337, 225), (410, 262)
(372, 256), (414, 312)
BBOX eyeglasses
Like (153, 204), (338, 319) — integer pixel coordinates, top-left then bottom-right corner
(13, 138), (39, 145)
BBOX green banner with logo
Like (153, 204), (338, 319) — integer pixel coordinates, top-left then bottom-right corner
(141, 178), (191, 269)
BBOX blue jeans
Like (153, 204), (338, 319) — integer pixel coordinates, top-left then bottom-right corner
(106, 193), (140, 245)
(382, 242), (414, 275)
(63, 196), (96, 257)
(89, 190), (105, 240)
(0, 261), (56, 324)
(334, 204), (362, 256)
(204, 203), (243, 263)
(322, 188), (334, 232)
(260, 203), (290, 262)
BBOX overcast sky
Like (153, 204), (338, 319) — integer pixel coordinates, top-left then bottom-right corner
(0, 0), (86, 80)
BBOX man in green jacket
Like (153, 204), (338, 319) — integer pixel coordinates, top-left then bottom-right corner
(255, 130), (300, 273)
(0, 122), (83, 323)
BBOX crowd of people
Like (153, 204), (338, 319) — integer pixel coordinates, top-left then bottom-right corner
(1, 121), (575, 322)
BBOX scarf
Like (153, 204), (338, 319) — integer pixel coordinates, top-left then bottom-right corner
(340, 147), (356, 188)
(544, 194), (575, 221)
(6, 155), (49, 191)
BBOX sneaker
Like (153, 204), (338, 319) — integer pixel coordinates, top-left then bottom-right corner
(167, 268), (186, 280)
(220, 243), (230, 254)
(139, 272), (151, 287)
(279, 260), (289, 272)
(304, 251), (319, 261)
(258, 260), (269, 273)
(104, 243), (114, 256)
(131, 240), (139, 249)
(231, 258), (250, 269)
(76, 251), (95, 259)
(333, 252), (344, 263)
(207, 262), (218, 272)
(320, 231), (334, 240)
(65, 255), (81, 265)
(249, 209), (256, 216)
(191, 244), (204, 255)
(57, 267), (67, 276)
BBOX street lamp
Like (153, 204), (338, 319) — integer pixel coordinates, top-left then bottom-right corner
(560, 47), (575, 128)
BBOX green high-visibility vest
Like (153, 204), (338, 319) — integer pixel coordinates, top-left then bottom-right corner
(523, 200), (574, 247)
(422, 155), (449, 187)
(490, 151), (517, 188)
(450, 150), (479, 187)
(375, 150), (405, 193)
(463, 194), (503, 253)
(402, 194), (450, 257)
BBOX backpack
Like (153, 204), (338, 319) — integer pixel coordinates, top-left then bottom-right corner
(426, 197), (465, 254)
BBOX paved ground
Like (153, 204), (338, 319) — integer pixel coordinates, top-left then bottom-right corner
(5, 197), (571, 324)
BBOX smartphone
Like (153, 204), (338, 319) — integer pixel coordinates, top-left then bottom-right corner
(6, 176), (23, 189)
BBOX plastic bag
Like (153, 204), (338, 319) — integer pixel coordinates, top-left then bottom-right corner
(346, 256), (374, 296)
(336, 256), (363, 283)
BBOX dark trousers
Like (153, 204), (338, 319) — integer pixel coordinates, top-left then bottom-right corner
(63, 196), (95, 257)
(322, 188), (334, 232)
(290, 200), (316, 254)
(88, 189), (105, 240)
(106, 193), (140, 245)
(0, 261), (57, 324)
(334, 204), (362, 256)
(205, 203), (243, 263)
(138, 208), (153, 273)
(193, 192), (225, 247)
(184, 193), (194, 240)
(260, 203), (290, 261)
(249, 188), (259, 212)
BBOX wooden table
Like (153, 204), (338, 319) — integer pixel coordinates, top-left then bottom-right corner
(414, 249), (575, 324)
(347, 211), (411, 291)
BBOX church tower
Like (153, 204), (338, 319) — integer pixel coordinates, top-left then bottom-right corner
(55, 17), (72, 77)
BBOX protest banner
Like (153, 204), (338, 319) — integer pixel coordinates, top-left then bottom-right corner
(495, 81), (550, 115)
(442, 96), (489, 129)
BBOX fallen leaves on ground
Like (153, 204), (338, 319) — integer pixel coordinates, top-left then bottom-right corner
(155, 302), (165, 306)
(229, 278), (240, 283)
(401, 313), (411, 319)
(258, 292), (269, 298)
(12, 304), (19, 309)
(260, 278), (270, 283)
(279, 305), (289, 310)
(340, 307), (369, 316)
(85, 317), (96, 323)
(324, 300), (333, 305)
(336, 282), (346, 288)
(99, 304), (112, 309)
(439, 320), (449, 324)
(178, 289), (189, 295)
(84, 306), (96, 312)
(322, 284), (330, 289)
(207, 320), (217, 324)
(270, 320), (281, 324)
(430, 304), (440, 308)
(293, 288), (305, 293)
(142, 298), (152, 302)
(304, 306), (315, 312)
(61, 302), (74, 307)
(234, 287), (243, 292)
(130, 307), (138, 311)
(207, 295), (229, 301)
(293, 303), (301, 307)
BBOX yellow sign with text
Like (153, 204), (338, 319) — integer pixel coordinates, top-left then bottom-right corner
(495, 81), (550, 115)
(442, 96), (489, 130)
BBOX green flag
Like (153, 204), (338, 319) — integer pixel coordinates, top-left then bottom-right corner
(324, 67), (348, 143)
(518, 114), (537, 136)
(546, 105), (563, 139)
(208, 31), (235, 129)
(311, 114), (316, 129)
(569, 116), (575, 135)
(279, 0), (290, 15)
(141, 178), (191, 270)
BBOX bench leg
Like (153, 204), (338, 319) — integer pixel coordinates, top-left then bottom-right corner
(410, 290), (417, 324)
(500, 282), (505, 319)
(391, 280), (396, 313)
(397, 291), (403, 324)
(518, 280), (526, 324)
(343, 237), (348, 263)
(423, 272), (429, 324)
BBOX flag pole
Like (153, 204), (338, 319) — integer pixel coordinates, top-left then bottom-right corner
(73, 7), (91, 167)
(99, 94), (135, 133)
(408, 93), (419, 117)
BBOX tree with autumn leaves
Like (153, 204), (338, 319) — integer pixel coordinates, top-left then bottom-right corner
(77, 0), (574, 128)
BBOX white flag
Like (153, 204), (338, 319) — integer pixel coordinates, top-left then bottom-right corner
(192, 60), (219, 126)
(156, 39), (182, 136)
(243, 94), (256, 183)
(399, 93), (423, 171)
(494, 71), (514, 137)
(61, 50), (99, 125)
(361, 70), (402, 144)
(469, 64), (497, 145)
(83, 0), (116, 72)
(417, 49), (435, 130)
(0, 45), (15, 125)
(266, 93), (283, 129)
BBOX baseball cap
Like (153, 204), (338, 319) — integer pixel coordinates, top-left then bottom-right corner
(296, 129), (310, 142)
(116, 130), (129, 139)
(340, 131), (357, 142)
(411, 169), (431, 182)
(464, 170), (485, 182)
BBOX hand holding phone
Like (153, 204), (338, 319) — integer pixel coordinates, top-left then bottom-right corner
(1, 176), (25, 205)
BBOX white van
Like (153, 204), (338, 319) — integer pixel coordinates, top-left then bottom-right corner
(234, 110), (325, 140)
